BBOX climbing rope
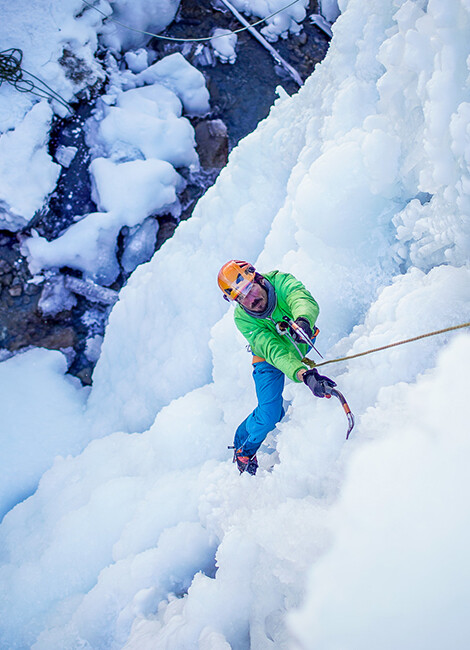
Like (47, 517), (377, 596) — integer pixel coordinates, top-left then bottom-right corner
(311, 321), (470, 369)
(81, 0), (303, 43)
(290, 319), (469, 439)
(0, 48), (73, 112)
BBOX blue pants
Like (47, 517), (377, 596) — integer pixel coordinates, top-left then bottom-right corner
(234, 361), (285, 457)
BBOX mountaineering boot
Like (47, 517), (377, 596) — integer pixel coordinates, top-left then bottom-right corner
(233, 448), (258, 475)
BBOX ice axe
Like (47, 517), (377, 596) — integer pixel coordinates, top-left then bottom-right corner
(277, 316), (324, 359)
(280, 316), (355, 440)
(325, 387), (355, 440)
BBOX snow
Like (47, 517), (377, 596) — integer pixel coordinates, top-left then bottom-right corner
(134, 53), (210, 117)
(1, 0), (470, 648)
(290, 337), (470, 650)
(123, 48), (149, 74)
(21, 54), (208, 286)
(0, 0), (105, 131)
(98, 0), (180, 52)
(91, 106), (197, 168)
(228, 0), (310, 42)
(23, 159), (183, 286)
(319, 0), (340, 23)
(0, 349), (89, 522)
(210, 29), (238, 64)
(0, 0), (188, 233)
(0, 102), (60, 230)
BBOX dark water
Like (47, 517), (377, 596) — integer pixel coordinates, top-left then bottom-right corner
(30, 103), (96, 240)
(37, 1), (329, 236)
(155, 0), (329, 147)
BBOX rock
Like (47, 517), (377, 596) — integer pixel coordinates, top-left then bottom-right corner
(8, 283), (23, 297)
(24, 282), (41, 296)
(195, 119), (229, 170)
(156, 217), (178, 250)
(0, 259), (11, 274)
(9, 325), (77, 352)
(35, 327), (77, 351)
(75, 366), (93, 386)
(38, 274), (77, 317)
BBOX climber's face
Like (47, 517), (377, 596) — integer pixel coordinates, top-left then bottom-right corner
(237, 280), (268, 312)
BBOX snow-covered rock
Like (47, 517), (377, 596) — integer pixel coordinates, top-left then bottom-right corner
(22, 53), (206, 285)
(0, 102), (60, 230)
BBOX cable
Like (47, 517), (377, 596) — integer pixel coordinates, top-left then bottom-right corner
(1, 2), (305, 108)
(81, 0), (304, 43)
(0, 48), (73, 112)
(313, 321), (470, 369)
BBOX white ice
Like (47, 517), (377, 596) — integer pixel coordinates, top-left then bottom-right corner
(0, 102), (60, 230)
(210, 29), (238, 64)
(1, 0), (470, 649)
(0, 349), (89, 522)
(319, 0), (340, 23)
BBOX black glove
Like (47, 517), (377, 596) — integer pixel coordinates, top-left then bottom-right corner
(292, 317), (313, 343)
(303, 368), (336, 398)
(233, 448), (258, 475)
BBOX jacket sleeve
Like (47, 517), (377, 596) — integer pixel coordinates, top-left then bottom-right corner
(234, 310), (306, 382)
(275, 272), (320, 329)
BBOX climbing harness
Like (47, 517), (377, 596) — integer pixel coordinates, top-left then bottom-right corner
(0, 48), (73, 113)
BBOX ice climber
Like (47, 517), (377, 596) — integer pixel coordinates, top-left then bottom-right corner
(218, 260), (336, 475)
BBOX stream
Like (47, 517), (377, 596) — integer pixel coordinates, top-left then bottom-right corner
(0, 0), (330, 383)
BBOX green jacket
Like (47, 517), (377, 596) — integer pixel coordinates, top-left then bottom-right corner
(234, 270), (320, 382)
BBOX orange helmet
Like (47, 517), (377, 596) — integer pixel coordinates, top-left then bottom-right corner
(218, 260), (256, 301)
